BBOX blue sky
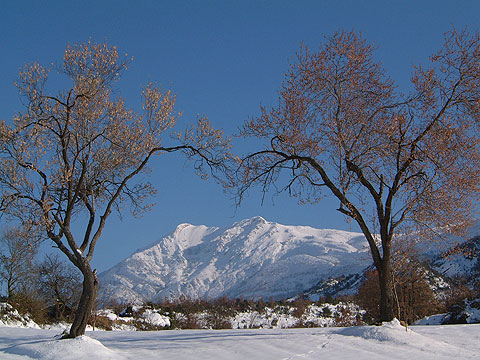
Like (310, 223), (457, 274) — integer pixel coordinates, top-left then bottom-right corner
(1, 1), (480, 272)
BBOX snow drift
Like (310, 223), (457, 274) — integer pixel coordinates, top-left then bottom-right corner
(2, 322), (479, 360)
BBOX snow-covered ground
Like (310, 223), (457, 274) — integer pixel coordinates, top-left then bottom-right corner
(0, 320), (479, 359)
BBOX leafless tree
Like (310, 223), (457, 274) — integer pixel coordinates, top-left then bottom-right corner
(38, 253), (82, 321)
(0, 41), (230, 337)
(235, 29), (480, 321)
(0, 224), (40, 299)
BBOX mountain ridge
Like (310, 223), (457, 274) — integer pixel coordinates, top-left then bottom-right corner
(99, 217), (372, 304)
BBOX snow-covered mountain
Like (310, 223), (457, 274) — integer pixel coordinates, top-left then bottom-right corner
(98, 216), (372, 304)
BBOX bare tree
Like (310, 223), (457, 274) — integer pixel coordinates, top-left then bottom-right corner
(0, 41), (230, 337)
(0, 224), (40, 299)
(38, 253), (82, 321)
(235, 29), (480, 321)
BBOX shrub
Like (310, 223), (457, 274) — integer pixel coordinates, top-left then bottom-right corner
(89, 314), (113, 331)
(9, 292), (47, 325)
(292, 297), (310, 318)
(334, 305), (362, 327)
(203, 312), (232, 329)
(173, 313), (202, 329)
(321, 306), (332, 318)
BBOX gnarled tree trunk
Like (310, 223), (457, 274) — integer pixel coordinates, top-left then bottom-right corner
(64, 263), (98, 338)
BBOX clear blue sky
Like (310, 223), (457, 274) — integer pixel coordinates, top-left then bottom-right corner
(1, 1), (479, 272)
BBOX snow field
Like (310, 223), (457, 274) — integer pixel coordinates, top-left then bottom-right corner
(1, 321), (479, 359)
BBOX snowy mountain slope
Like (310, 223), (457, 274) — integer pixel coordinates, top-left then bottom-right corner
(297, 226), (480, 300)
(98, 217), (372, 304)
(431, 236), (480, 285)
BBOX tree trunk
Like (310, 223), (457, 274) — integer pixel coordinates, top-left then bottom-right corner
(64, 264), (98, 338)
(377, 259), (396, 322)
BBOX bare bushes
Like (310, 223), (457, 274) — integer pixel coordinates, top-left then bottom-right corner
(98, 297), (364, 331)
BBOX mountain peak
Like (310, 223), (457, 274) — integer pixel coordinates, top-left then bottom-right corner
(234, 216), (268, 227)
(173, 222), (195, 232)
(250, 215), (267, 223)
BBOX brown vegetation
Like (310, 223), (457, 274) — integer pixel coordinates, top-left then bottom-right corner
(356, 267), (440, 324)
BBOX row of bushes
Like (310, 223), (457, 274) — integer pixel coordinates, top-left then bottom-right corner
(94, 297), (364, 331)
